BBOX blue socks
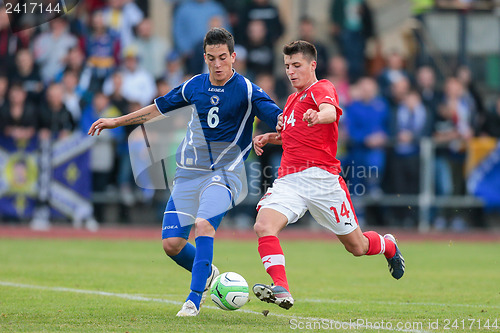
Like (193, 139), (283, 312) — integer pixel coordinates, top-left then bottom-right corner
(169, 242), (196, 271)
(187, 236), (214, 309)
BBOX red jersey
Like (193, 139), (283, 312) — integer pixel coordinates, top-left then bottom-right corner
(278, 80), (343, 178)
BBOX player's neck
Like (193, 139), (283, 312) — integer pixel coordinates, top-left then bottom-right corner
(296, 76), (318, 93)
(209, 69), (235, 86)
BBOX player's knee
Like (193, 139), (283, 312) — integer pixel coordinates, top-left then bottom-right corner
(163, 238), (184, 256)
(254, 219), (272, 237)
(195, 218), (215, 237)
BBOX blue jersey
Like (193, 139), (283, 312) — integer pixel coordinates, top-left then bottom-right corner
(154, 71), (281, 174)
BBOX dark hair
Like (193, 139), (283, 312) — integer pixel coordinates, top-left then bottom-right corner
(204, 28), (234, 54)
(283, 40), (317, 62)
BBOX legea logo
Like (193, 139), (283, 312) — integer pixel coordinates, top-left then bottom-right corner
(4, 0), (80, 33)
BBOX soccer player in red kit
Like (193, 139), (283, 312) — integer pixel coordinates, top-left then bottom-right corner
(251, 40), (405, 310)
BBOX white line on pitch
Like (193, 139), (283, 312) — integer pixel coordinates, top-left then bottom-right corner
(302, 298), (500, 309)
(0, 281), (429, 333)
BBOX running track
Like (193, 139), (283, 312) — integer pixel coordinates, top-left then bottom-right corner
(1, 225), (499, 242)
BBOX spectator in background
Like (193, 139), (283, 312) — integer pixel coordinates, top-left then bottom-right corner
(238, 0), (283, 47)
(0, 8), (35, 73)
(345, 77), (390, 197)
(84, 10), (121, 93)
(61, 70), (84, 124)
(39, 83), (75, 141)
(33, 18), (78, 83)
(116, 101), (142, 222)
(331, 0), (375, 82)
(162, 50), (184, 90)
(156, 79), (171, 97)
(415, 65), (442, 117)
(391, 90), (432, 226)
(233, 44), (248, 76)
(483, 97), (500, 138)
(433, 77), (473, 231)
(388, 76), (411, 111)
(0, 75), (7, 109)
(58, 46), (94, 107)
(327, 55), (351, 108)
(103, 0), (144, 49)
(455, 65), (485, 134)
(10, 49), (44, 104)
(244, 20), (275, 79)
(173, 0), (228, 59)
(58, 47), (87, 82)
(81, 92), (124, 223)
(0, 8), (13, 73)
(298, 17), (329, 79)
(134, 18), (170, 79)
(0, 83), (38, 142)
(377, 51), (411, 101)
(106, 71), (130, 115)
(103, 46), (156, 107)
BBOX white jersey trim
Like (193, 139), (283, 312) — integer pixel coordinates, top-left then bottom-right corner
(164, 211), (196, 219)
(310, 91), (318, 106)
(181, 74), (201, 103)
(153, 99), (170, 118)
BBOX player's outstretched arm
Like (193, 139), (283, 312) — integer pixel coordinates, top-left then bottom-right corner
(253, 132), (282, 156)
(303, 103), (337, 127)
(88, 104), (162, 136)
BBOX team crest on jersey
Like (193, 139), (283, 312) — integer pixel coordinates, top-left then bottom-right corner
(210, 95), (220, 105)
(300, 93), (307, 101)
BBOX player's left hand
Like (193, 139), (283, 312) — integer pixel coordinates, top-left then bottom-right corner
(253, 134), (269, 156)
(303, 109), (319, 127)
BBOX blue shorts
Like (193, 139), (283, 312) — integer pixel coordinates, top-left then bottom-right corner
(161, 170), (240, 239)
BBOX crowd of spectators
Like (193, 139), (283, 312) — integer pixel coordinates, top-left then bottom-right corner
(1, 0), (499, 231)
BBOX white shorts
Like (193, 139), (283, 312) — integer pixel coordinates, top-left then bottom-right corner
(257, 167), (358, 235)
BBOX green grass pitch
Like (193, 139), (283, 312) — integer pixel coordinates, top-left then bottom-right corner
(1, 238), (499, 332)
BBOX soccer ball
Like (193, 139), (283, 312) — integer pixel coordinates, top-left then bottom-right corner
(210, 272), (249, 310)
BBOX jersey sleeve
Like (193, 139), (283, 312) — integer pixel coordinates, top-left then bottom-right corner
(154, 81), (191, 114)
(251, 83), (282, 129)
(310, 82), (343, 116)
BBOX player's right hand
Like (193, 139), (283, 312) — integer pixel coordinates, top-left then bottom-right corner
(253, 134), (269, 156)
(88, 118), (118, 136)
(276, 114), (283, 133)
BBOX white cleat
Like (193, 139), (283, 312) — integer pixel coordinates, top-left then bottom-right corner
(200, 264), (219, 308)
(176, 300), (199, 317)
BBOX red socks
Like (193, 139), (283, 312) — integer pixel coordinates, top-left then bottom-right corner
(258, 235), (289, 291)
(363, 231), (396, 258)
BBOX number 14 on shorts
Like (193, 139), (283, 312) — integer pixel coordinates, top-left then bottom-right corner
(330, 202), (350, 224)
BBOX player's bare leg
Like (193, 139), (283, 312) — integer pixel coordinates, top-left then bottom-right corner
(337, 227), (405, 279)
(253, 208), (294, 309)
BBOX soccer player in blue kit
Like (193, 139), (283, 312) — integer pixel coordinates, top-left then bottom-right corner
(88, 28), (282, 316)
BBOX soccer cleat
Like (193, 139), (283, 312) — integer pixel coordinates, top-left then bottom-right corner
(176, 300), (199, 317)
(384, 234), (405, 279)
(253, 283), (294, 310)
(199, 264), (219, 308)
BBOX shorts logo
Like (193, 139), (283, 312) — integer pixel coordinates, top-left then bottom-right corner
(212, 175), (221, 182)
(163, 225), (178, 230)
(210, 95), (220, 105)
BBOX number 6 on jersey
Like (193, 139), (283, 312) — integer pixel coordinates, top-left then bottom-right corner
(208, 107), (220, 128)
